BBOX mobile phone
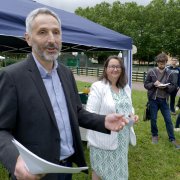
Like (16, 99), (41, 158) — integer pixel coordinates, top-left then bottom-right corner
(127, 117), (134, 126)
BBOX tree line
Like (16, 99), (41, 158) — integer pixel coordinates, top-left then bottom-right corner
(75, 0), (180, 63)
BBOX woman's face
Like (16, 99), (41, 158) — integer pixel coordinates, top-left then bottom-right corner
(106, 58), (122, 82)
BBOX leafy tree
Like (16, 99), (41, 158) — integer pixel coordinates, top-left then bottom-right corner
(75, 0), (179, 62)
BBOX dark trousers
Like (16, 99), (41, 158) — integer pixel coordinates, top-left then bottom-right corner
(57, 161), (72, 180)
(176, 97), (180, 108)
(149, 98), (175, 141)
(175, 114), (180, 128)
(169, 89), (178, 112)
(57, 173), (72, 180)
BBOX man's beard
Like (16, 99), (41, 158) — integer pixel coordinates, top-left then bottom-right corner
(33, 42), (61, 62)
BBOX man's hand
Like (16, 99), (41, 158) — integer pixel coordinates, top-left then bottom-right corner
(14, 156), (45, 180)
(105, 114), (128, 132)
(154, 80), (161, 86)
(154, 81), (166, 89)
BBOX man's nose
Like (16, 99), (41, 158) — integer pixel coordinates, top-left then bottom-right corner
(47, 32), (55, 42)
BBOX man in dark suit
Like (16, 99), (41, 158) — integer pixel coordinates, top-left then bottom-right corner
(0, 8), (128, 180)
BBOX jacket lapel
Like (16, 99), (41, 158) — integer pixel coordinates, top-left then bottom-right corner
(26, 54), (58, 130)
(56, 67), (72, 106)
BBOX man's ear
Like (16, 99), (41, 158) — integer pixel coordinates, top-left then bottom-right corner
(24, 33), (32, 47)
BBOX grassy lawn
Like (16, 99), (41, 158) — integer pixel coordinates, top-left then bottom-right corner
(0, 81), (180, 179)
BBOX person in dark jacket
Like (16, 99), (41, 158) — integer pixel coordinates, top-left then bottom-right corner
(144, 53), (180, 149)
(167, 57), (180, 115)
(0, 8), (128, 180)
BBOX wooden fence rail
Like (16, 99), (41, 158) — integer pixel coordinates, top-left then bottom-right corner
(132, 71), (147, 82)
(68, 67), (147, 82)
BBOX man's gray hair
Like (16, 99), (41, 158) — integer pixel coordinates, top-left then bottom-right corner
(26, 8), (62, 33)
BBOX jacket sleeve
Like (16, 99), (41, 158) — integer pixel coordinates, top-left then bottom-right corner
(144, 69), (156, 90)
(125, 85), (135, 114)
(66, 72), (109, 134)
(86, 82), (102, 114)
(165, 71), (177, 93)
(0, 70), (19, 176)
(178, 68), (180, 88)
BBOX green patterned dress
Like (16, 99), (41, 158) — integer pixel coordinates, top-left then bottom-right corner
(90, 88), (132, 180)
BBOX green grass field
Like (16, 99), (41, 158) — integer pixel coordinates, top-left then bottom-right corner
(0, 81), (180, 180)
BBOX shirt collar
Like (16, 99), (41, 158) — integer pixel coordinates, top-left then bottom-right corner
(32, 53), (59, 78)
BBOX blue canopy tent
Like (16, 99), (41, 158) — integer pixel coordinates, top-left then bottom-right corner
(0, 0), (133, 85)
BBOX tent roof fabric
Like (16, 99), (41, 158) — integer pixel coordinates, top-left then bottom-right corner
(0, 0), (132, 53)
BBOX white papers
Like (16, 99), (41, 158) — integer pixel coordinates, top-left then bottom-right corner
(12, 139), (88, 174)
(156, 83), (170, 87)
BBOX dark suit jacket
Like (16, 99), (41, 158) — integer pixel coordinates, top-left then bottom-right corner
(0, 54), (108, 180)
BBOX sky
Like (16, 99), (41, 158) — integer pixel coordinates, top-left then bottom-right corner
(35, 0), (152, 13)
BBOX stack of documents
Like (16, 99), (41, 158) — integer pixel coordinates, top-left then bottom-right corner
(12, 139), (88, 174)
(156, 83), (170, 87)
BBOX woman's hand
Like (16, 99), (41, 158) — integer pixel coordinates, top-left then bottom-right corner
(129, 114), (139, 124)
